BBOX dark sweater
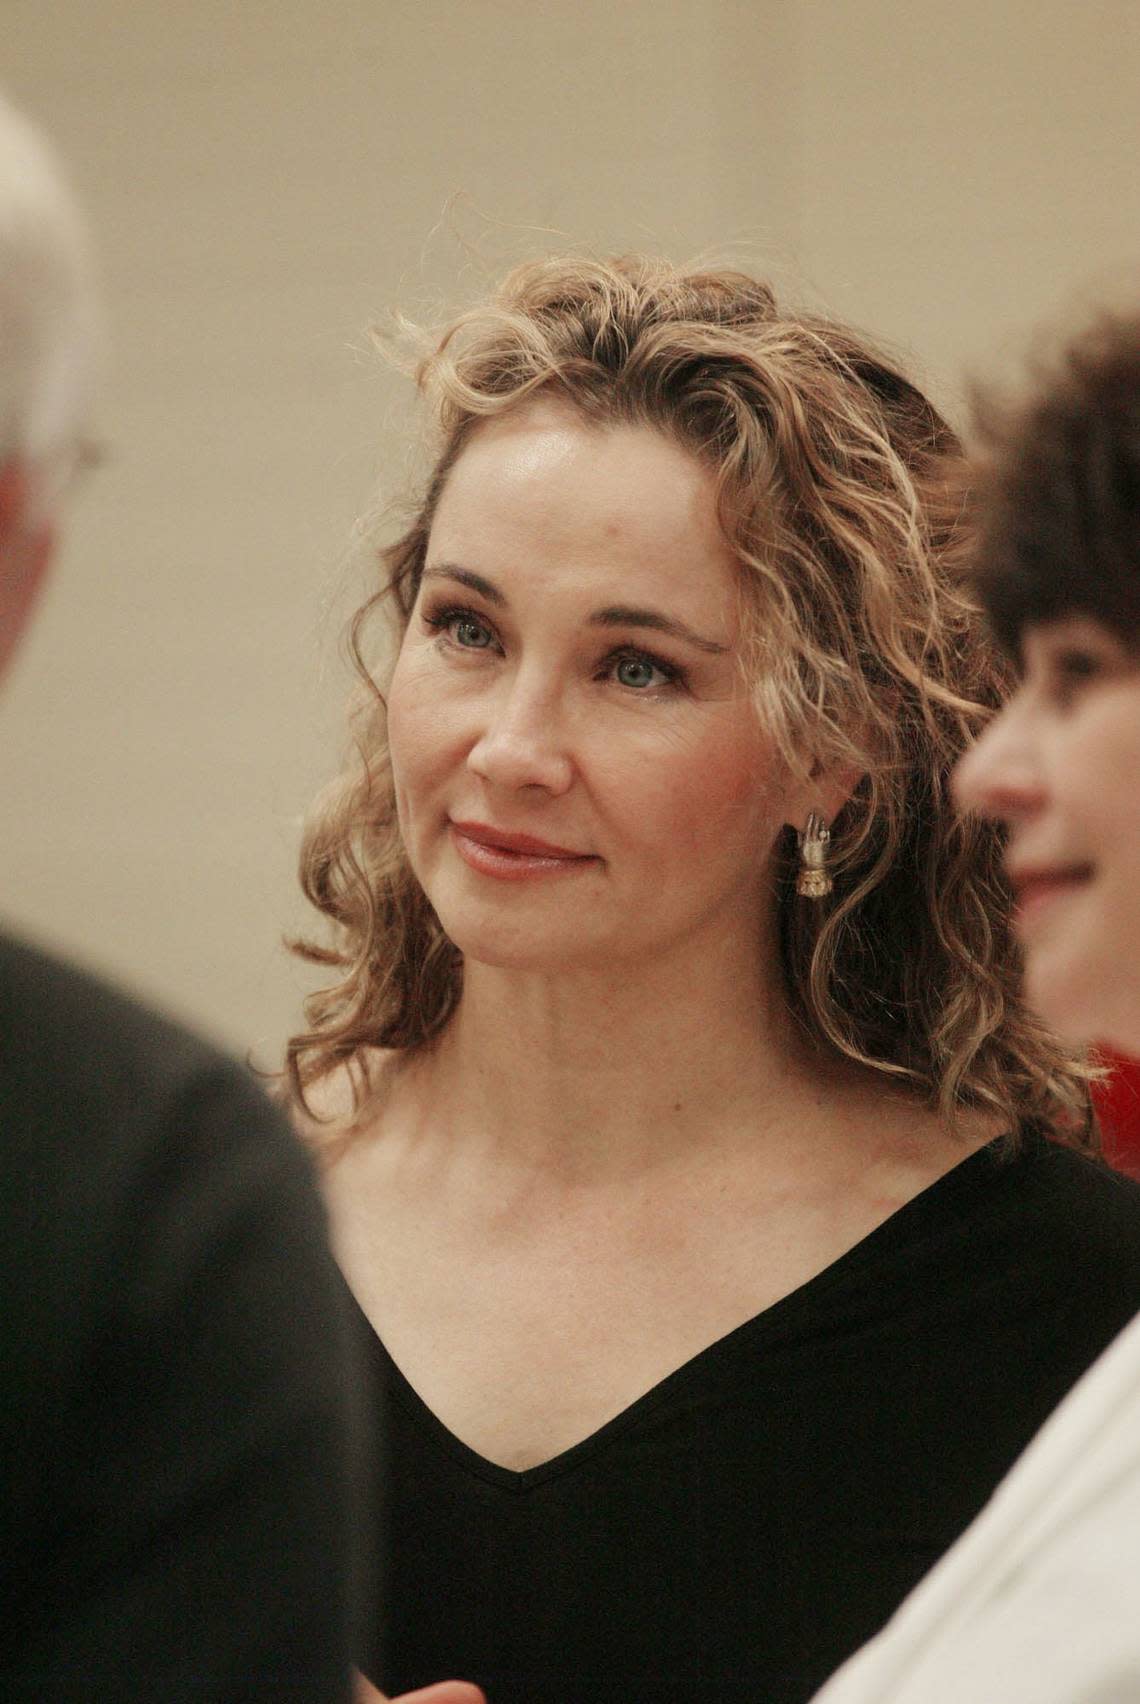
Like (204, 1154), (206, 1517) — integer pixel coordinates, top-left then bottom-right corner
(353, 1129), (1140, 1704)
(1, 931), (363, 1701)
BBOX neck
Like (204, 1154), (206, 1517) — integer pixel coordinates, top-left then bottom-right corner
(398, 935), (827, 1180)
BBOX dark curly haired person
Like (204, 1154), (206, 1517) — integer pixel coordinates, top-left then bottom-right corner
(814, 311), (1140, 1704)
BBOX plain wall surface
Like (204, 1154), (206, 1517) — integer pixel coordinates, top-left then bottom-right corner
(2, 0), (1138, 1060)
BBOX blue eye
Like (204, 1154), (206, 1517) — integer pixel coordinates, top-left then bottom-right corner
(603, 643), (680, 692)
(615, 656), (660, 689)
(423, 605), (497, 650)
(450, 615), (493, 648)
(609, 651), (678, 691)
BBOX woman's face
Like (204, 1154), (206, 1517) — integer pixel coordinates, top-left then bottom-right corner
(387, 399), (811, 981)
(954, 615), (1140, 1050)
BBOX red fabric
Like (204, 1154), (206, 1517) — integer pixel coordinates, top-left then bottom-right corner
(1092, 1047), (1140, 1179)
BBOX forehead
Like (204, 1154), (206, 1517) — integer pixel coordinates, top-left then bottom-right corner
(429, 399), (740, 618)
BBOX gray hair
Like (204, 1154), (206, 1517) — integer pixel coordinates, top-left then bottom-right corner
(0, 93), (99, 475)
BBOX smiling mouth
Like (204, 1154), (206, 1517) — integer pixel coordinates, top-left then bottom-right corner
(449, 820), (598, 881)
(1011, 865), (1094, 928)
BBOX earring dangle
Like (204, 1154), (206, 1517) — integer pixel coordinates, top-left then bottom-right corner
(796, 812), (832, 899)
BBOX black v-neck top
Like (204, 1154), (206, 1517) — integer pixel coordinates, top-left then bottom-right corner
(351, 1133), (1140, 1704)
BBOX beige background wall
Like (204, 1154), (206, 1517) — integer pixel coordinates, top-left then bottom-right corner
(2, 0), (1138, 1063)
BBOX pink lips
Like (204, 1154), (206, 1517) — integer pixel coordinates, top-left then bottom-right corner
(449, 820), (597, 881)
(1009, 864), (1093, 930)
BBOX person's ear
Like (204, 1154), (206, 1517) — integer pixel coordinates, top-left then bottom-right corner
(0, 456), (57, 685)
(783, 755), (866, 838)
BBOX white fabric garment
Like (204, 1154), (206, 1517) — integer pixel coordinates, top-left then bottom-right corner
(811, 1308), (1140, 1704)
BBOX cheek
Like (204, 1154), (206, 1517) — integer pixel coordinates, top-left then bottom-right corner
(386, 654), (453, 849)
(1052, 693), (1140, 839)
(614, 723), (778, 857)
(387, 645), (456, 793)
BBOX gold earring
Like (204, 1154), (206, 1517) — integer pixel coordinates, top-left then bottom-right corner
(796, 812), (832, 898)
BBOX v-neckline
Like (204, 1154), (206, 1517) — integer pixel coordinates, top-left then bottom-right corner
(342, 1133), (1016, 1490)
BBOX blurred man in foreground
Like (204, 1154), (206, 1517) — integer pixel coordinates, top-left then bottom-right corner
(0, 93), (362, 1701)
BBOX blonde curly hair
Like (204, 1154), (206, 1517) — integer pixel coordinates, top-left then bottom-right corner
(287, 255), (1094, 1148)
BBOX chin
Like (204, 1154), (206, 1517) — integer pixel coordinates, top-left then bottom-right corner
(440, 910), (598, 973)
(1024, 947), (1107, 1050)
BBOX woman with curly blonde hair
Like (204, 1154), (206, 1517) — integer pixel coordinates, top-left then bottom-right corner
(289, 258), (1140, 1704)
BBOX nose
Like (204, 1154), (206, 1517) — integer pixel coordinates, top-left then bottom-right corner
(953, 694), (1047, 824)
(466, 668), (575, 795)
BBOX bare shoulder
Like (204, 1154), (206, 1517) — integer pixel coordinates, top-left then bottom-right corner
(811, 1059), (1003, 1203)
(863, 1089), (1002, 1196)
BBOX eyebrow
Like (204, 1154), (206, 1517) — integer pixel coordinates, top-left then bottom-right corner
(589, 604), (729, 654)
(423, 564), (507, 605)
(421, 563), (730, 655)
